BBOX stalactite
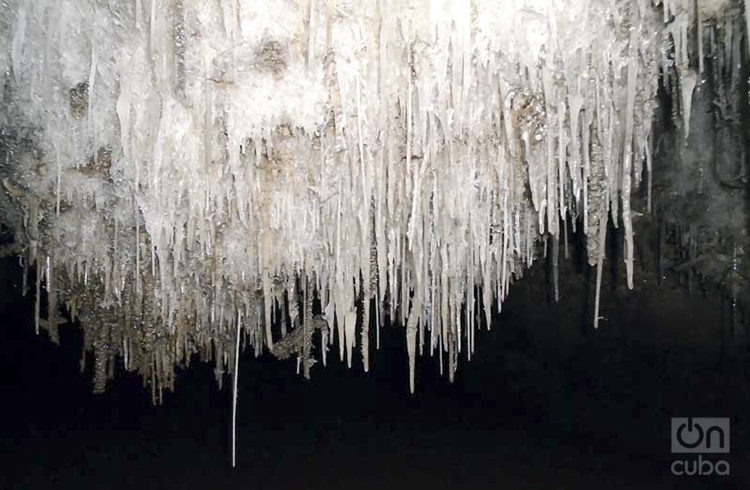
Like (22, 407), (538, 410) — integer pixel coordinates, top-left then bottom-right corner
(594, 201), (609, 330)
(0, 0), (741, 402)
(232, 311), (241, 469)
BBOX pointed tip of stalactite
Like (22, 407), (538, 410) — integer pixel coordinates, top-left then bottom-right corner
(409, 359), (416, 394)
(408, 356), (417, 395)
(408, 353), (415, 394)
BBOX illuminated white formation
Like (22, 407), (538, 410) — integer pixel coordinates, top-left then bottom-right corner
(0, 0), (740, 403)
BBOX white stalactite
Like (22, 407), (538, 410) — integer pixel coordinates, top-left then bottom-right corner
(0, 0), (741, 398)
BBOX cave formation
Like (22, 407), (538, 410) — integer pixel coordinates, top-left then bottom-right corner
(1, 0), (749, 475)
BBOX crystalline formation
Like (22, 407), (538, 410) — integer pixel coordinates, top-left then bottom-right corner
(0, 0), (744, 400)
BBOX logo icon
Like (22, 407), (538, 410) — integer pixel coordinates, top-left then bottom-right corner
(671, 417), (730, 454)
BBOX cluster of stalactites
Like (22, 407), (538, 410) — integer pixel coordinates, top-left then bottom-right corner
(0, 0), (739, 397)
